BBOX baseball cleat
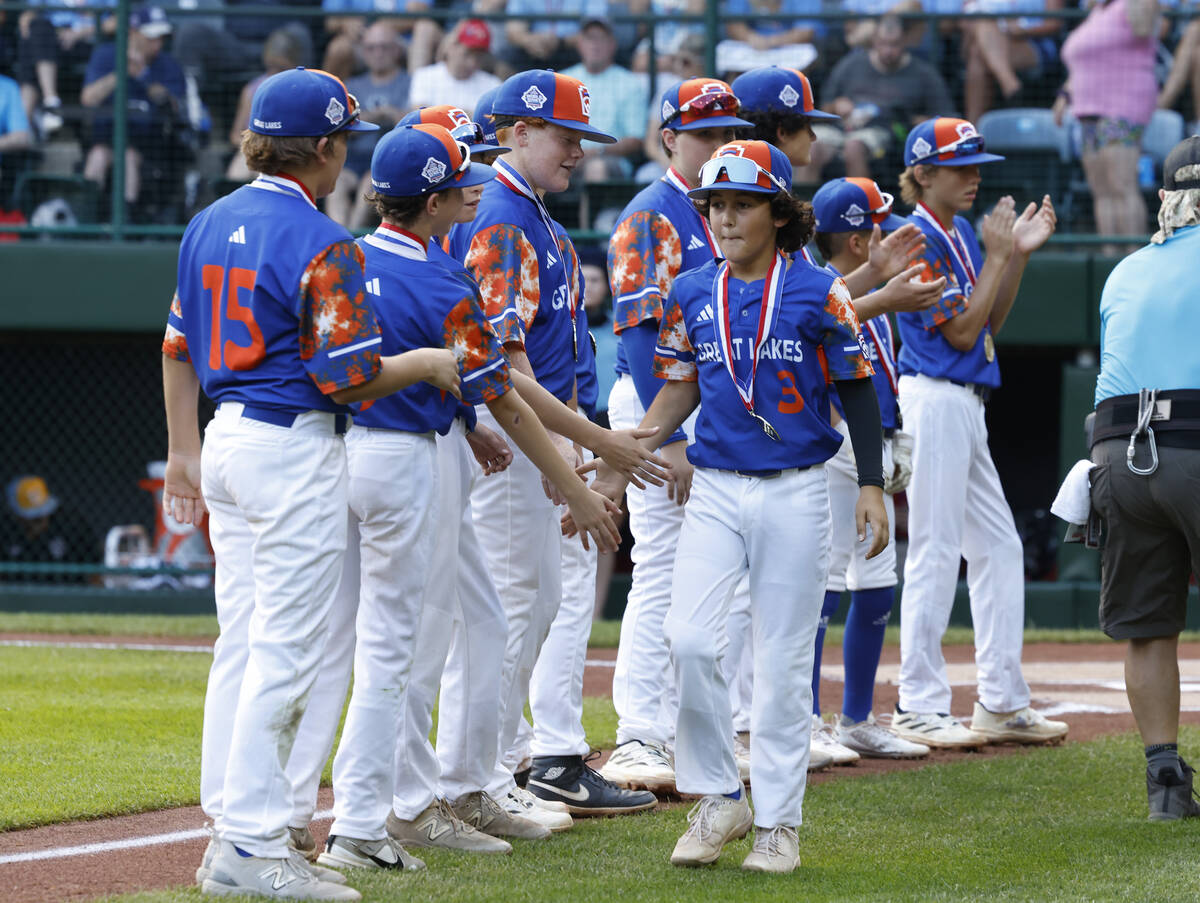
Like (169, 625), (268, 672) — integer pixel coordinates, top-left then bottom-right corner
(741, 825), (800, 874)
(969, 702), (1068, 744)
(527, 753), (658, 816)
(812, 714), (860, 765)
(1147, 756), (1200, 821)
(599, 739), (676, 794)
(201, 839), (361, 900)
(449, 790), (552, 840)
(892, 706), (988, 749)
(387, 800), (512, 853)
(317, 835), (425, 872)
(670, 793), (753, 867)
(500, 786), (574, 832)
(836, 713), (930, 759)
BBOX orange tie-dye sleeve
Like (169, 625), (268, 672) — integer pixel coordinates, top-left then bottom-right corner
(297, 240), (383, 395)
(464, 224), (540, 349)
(820, 277), (874, 381)
(607, 211), (683, 334)
(652, 291), (698, 382)
(916, 246), (968, 329)
(442, 293), (513, 406)
(162, 290), (191, 362)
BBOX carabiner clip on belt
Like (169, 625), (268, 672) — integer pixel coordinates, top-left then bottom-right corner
(1126, 387), (1159, 476)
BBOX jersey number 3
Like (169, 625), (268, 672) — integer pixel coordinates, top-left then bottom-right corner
(777, 371), (805, 414)
(203, 264), (264, 371)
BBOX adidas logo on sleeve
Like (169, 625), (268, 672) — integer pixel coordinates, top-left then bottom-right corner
(687, 234), (707, 251)
(694, 303), (713, 323)
(365, 277), (382, 296)
(228, 225), (247, 244)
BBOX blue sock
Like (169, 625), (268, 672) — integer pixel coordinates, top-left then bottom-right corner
(724, 785), (742, 800)
(841, 586), (896, 723)
(812, 589), (842, 717)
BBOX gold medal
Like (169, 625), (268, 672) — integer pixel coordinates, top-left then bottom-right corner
(984, 332), (995, 363)
(754, 413), (781, 442)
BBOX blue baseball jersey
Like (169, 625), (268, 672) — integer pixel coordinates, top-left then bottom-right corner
(654, 257), (874, 472)
(164, 175), (382, 412)
(353, 226), (513, 435)
(608, 169), (720, 377)
(446, 160), (580, 403)
(826, 264), (899, 430)
(575, 300), (600, 420)
(896, 208), (1001, 388)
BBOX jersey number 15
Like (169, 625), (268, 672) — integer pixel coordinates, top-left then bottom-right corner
(203, 264), (264, 371)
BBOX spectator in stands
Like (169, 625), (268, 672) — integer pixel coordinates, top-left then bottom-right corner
(319, 0), (427, 82)
(842, 0), (923, 49)
(325, 20), (411, 226)
(1158, 11), (1200, 129)
(636, 31), (707, 180)
(80, 5), (185, 208)
(0, 73), (33, 185)
(563, 19), (646, 179)
(15, 0), (114, 137)
(1055, 0), (1159, 247)
(1, 475), (98, 583)
(500, 0), (603, 73)
(818, 15), (954, 179)
(224, 27), (306, 181)
(716, 0), (825, 77)
(960, 0), (1065, 123)
(646, 0), (707, 59)
(408, 18), (500, 113)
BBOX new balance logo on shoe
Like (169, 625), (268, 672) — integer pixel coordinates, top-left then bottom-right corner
(228, 225), (247, 244)
(687, 234), (707, 250)
(365, 277), (381, 296)
(421, 819), (454, 843)
(261, 864), (299, 891)
(694, 303), (714, 323)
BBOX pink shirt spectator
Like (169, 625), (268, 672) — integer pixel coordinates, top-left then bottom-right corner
(1061, 0), (1157, 125)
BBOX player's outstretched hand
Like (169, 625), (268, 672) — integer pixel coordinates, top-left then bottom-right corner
(868, 223), (926, 283)
(981, 196), (1016, 261)
(163, 451), (206, 527)
(561, 489), (623, 552)
(855, 485), (890, 560)
(1012, 194), (1057, 255)
(466, 424), (513, 476)
(423, 348), (462, 400)
(576, 458), (631, 504)
(593, 426), (670, 490)
(878, 263), (946, 313)
(660, 440), (693, 506)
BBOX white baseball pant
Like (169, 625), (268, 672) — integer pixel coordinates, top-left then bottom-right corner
(665, 465), (830, 829)
(897, 374), (1030, 715)
(328, 428), (438, 841)
(724, 580), (754, 735)
(467, 405), (564, 797)
(199, 404), (348, 858)
(826, 422), (897, 594)
(392, 421), (508, 818)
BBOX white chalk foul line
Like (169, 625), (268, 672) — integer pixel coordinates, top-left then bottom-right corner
(0, 810), (333, 865)
(0, 640), (214, 653)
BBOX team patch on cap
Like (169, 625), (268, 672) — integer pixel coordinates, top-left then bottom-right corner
(661, 99), (675, 121)
(325, 96), (345, 126)
(910, 137), (932, 160)
(843, 203), (865, 227)
(422, 156), (448, 183)
(779, 84), (800, 107)
(578, 85), (591, 117)
(522, 85), (547, 111)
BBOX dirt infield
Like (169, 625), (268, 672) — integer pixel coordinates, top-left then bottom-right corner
(3, 637), (1199, 902)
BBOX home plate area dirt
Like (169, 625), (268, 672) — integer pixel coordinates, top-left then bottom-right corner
(5, 638), (1200, 902)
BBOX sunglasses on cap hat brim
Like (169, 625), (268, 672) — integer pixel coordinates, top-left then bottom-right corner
(663, 92), (755, 131)
(687, 154), (788, 198)
(910, 133), (1004, 167)
(321, 92), (380, 135)
(446, 119), (512, 156)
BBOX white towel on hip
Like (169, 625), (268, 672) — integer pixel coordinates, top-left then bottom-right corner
(1051, 459), (1095, 525)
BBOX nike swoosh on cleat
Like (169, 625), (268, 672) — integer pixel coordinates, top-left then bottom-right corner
(528, 780), (591, 803)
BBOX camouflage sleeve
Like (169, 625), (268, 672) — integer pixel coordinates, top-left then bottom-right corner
(465, 224), (541, 349)
(297, 240), (383, 395)
(608, 210), (683, 334)
(443, 293), (513, 406)
(162, 290), (190, 362)
(652, 290), (697, 382)
(820, 277), (874, 381)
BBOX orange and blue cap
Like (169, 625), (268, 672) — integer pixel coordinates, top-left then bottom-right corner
(472, 85), (503, 146)
(904, 117), (1004, 167)
(491, 70), (616, 143)
(370, 124), (496, 197)
(399, 104), (510, 156)
(813, 178), (907, 234)
(659, 78), (753, 131)
(729, 67), (839, 120)
(249, 67), (379, 137)
(687, 140), (793, 198)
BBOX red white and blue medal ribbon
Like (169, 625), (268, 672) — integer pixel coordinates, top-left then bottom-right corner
(493, 158), (578, 359)
(914, 202), (976, 286)
(663, 167), (718, 254)
(863, 316), (898, 395)
(712, 252), (787, 440)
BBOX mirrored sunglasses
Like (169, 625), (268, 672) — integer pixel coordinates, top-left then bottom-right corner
(698, 153), (787, 193)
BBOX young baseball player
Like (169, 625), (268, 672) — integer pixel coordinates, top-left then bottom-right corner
(585, 140), (887, 872)
(810, 177), (944, 759)
(890, 116), (1068, 749)
(162, 67), (462, 901)
(442, 69), (662, 818)
(313, 123), (627, 871)
(598, 77), (754, 795)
